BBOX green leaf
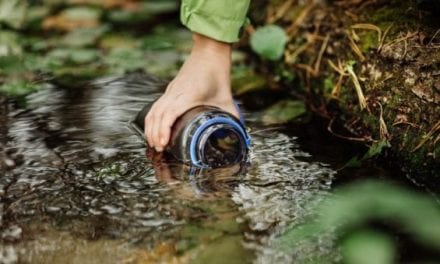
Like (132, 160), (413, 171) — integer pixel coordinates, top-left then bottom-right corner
(0, 0), (27, 29)
(261, 100), (306, 125)
(0, 31), (22, 57)
(103, 47), (146, 75)
(61, 6), (102, 22)
(231, 67), (266, 95)
(46, 48), (99, 65)
(343, 156), (362, 168)
(277, 180), (440, 252)
(69, 49), (99, 64)
(99, 34), (139, 50)
(250, 25), (287, 60)
(343, 140), (390, 168)
(342, 230), (395, 264)
(363, 140), (390, 159)
(61, 26), (109, 48)
(26, 6), (50, 25)
(142, 35), (175, 50)
(0, 80), (41, 97)
(108, 1), (177, 24)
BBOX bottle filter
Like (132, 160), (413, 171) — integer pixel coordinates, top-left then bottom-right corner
(133, 103), (251, 168)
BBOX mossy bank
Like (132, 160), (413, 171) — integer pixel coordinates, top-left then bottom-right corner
(244, 0), (439, 179)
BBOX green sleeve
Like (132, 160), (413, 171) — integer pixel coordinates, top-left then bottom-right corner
(180, 0), (251, 43)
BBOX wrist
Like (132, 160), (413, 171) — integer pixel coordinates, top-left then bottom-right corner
(191, 33), (232, 57)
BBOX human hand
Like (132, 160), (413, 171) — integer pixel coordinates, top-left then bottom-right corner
(144, 33), (238, 152)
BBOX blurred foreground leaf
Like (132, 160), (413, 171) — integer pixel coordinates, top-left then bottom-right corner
(250, 25), (287, 60)
(342, 230), (395, 264)
(278, 181), (440, 261)
(261, 100), (306, 125)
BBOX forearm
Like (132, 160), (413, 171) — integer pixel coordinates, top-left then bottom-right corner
(190, 33), (231, 81)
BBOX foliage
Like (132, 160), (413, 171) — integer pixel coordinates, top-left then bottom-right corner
(341, 230), (395, 264)
(0, 0), (27, 29)
(261, 99), (306, 125)
(0, 0), (184, 98)
(344, 140), (390, 168)
(0, 80), (41, 97)
(278, 180), (440, 263)
(250, 25), (287, 60)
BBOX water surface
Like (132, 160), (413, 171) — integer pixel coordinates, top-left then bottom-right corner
(0, 74), (336, 263)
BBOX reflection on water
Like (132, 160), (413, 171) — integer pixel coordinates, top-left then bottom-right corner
(0, 74), (335, 263)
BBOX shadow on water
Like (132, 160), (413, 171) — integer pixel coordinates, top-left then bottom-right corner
(0, 74), (335, 263)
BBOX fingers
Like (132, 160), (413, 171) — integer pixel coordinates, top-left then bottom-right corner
(144, 101), (158, 148)
(144, 97), (178, 152)
(157, 108), (179, 150)
(151, 107), (163, 151)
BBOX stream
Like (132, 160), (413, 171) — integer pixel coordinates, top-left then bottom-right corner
(0, 74), (338, 263)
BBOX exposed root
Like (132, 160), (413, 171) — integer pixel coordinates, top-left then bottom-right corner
(327, 118), (373, 142)
(346, 30), (366, 61)
(292, 34), (329, 77)
(428, 29), (440, 46)
(345, 62), (368, 111)
(286, 3), (314, 39)
(285, 41), (311, 64)
(328, 59), (348, 98)
(351, 23), (382, 44)
(382, 31), (418, 51)
(313, 34), (330, 76)
(378, 103), (390, 141)
(267, 0), (294, 24)
(378, 25), (392, 52)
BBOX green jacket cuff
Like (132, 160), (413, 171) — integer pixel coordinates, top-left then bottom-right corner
(180, 0), (250, 43)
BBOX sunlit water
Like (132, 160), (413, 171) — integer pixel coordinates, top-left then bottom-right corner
(0, 74), (335, 263)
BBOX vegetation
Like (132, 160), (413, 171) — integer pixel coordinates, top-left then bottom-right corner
(1, 1), (439, 263)
(278, 180), (440, 264)
(0, 0), (185, 97)
(246, 0), (439, 177)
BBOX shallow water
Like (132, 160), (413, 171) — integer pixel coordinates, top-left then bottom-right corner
(0, 74), (336, 263)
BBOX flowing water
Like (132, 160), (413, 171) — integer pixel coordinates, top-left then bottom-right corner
(0, 74), (337, 263)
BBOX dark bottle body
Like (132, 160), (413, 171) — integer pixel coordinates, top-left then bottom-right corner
(133, 102), (250, 168)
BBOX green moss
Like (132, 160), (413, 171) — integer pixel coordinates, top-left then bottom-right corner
(358, 31), (378, 52)
(322, 74), (335, 96)
(368, 1), (423, 31)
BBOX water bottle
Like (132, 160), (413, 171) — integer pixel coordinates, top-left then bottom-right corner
(132, 102), (251, 168)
